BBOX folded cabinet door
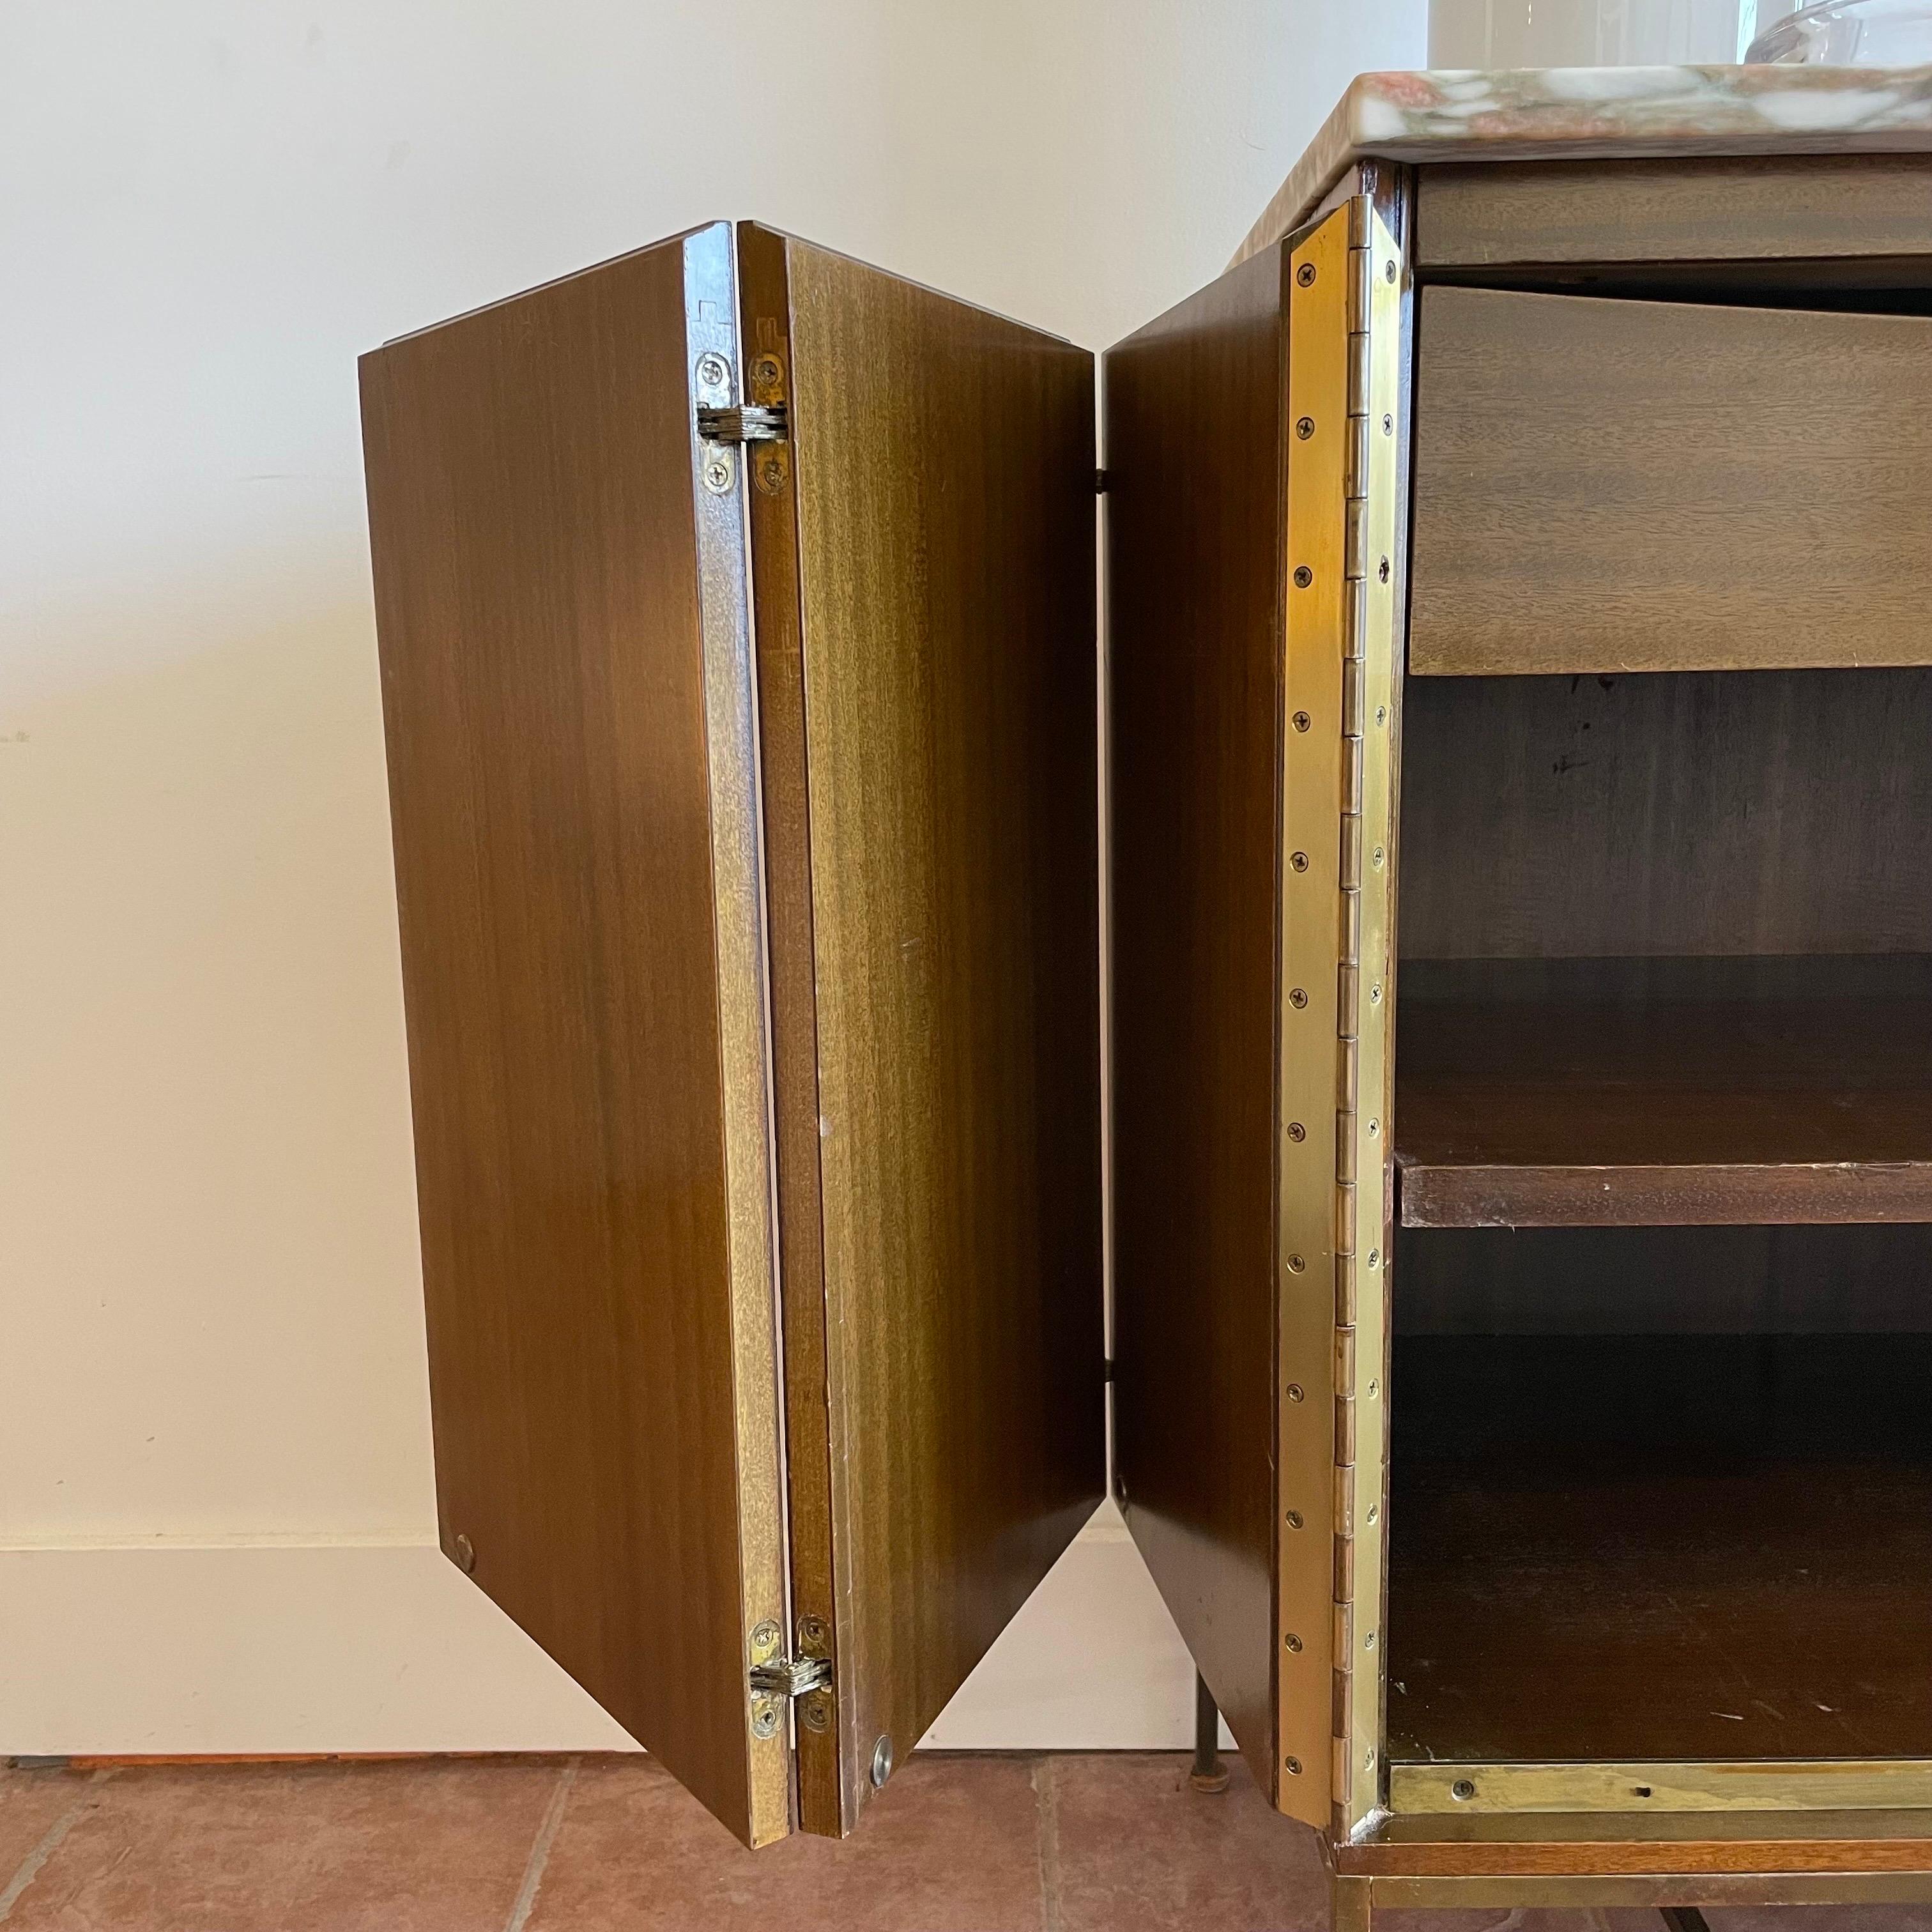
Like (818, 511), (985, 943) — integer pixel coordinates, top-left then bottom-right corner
(362, 222), (1102, 1849)
(1107, 197), (1404, 1837)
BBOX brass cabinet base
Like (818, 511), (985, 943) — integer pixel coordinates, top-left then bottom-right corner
(1340, 1871), (1932, 1913)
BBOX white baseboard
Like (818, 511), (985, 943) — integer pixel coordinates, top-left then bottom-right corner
(0, 1505), (1205, 1757)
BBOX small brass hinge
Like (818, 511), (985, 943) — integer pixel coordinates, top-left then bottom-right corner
(749, 1653), (833, 1699)
(698, 402), (788, 443)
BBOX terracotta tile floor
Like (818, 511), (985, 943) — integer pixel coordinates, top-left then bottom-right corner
(3, 1752), (1930, 1932)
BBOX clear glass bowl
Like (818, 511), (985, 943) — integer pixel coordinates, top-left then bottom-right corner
(1748, 0), (1932, 62)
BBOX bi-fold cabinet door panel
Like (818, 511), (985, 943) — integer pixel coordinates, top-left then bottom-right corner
(361, 220), (1103, 1849)
(1107, 197), (1406, 1838)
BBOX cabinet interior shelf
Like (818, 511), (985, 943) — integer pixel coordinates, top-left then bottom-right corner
(1394, 962), (1932, 1229)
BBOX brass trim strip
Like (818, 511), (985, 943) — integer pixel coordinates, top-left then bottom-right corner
(684, 222), (793, 1846)
(1366, 1873), (1932, 1909)
(1391, 1761), (1932, 1816)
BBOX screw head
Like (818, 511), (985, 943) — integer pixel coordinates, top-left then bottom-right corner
(751, 1699), (781, 1740)
(1367, 1503), (1379, 1524)
(695, 351), (730, 391)
(1296, 263), (1316, 288)
(800, 1694), (831, 1734)
(452, 1533), (475, 1574)
(757, 454), (785, 494)
(1367, 1119), (1380, 1138)
(1292, 710), (1312, 733)
(1378, 556), (1391, 583)
(799, 1614), (829, 1650)
(871, 1734), (894, 1788)
(703, 452), (734, 494)
(1370, 983), (1383, 1004)
(1296, 415), (1315, 440)
(1289, 988), (1308, 1009)
(1382, 413), (1394, 436)
(1287, 1383), (1305, 1403)
(1372, 847), (1386, 868)
(1286, 1509), (1305, 1529)
(1365, 1630), (1377, 1650)
(1452, 1777), (1476, 1801)
(1292, 565), (1313, 589)
(751, 353), (782, 387)
(1385, 259), (1397, 283)
(1287, 1121), (1306, 1142)
(1290, 851), (1309, 873)
(1376, 705), (1388, 728)
(1367, 1250), (1380, 1270)
(1287, 1254), (1305, 1274)
(1285, 1632), (1303, 1652)
(751, 1619), (781, 1658)
(1285, 1755), (1304, 1774)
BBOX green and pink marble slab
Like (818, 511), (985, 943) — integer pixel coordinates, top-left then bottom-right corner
(1235, 63), (1932, 265)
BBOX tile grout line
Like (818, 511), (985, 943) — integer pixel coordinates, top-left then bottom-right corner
(1031, 1754), (1064, 1932)
(502, 1756), (578, 1932)
(0, 1769), (116, 1924)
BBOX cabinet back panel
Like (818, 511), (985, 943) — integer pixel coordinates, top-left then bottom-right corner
(1398, 668), (1932, 960)
(1395, 1224), (1932, 1335)
(1409, 286), (1932, 677)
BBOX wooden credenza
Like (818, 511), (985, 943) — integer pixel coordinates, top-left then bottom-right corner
(361, 89), (1932, 1924)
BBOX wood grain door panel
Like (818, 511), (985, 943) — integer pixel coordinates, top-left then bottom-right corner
(360, 224), (790, 1847)
(740, 224), (1106, 1837)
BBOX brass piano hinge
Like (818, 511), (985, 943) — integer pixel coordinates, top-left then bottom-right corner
(1335, 195), (1401, 1839)
(1283, 191), (1402, 1840)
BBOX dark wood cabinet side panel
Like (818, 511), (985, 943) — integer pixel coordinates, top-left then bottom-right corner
(776, 232), (1106, 1832)
(1415, 154), (1932, 271)
(359, 229), (782, 1846)
(1106, 245), (1289, 1800)
(1410, 288), (1932, 677)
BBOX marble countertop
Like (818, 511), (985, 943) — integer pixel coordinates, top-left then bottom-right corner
(1234, 64), (1932, 265)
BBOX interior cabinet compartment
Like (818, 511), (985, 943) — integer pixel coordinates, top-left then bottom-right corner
(1386, 1233), (1932, 1770)
(1407, 286), (1932, 677)
(1388, 652), (1932, 1798)
(1396, 666), (1932, 1229)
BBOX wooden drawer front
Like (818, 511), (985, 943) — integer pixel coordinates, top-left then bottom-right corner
(1409, 286), (1932, 677)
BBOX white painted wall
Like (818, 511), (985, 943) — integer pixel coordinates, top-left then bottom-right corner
(0, 0), (1423, 1756)
(1429, 0), (1756, 65)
